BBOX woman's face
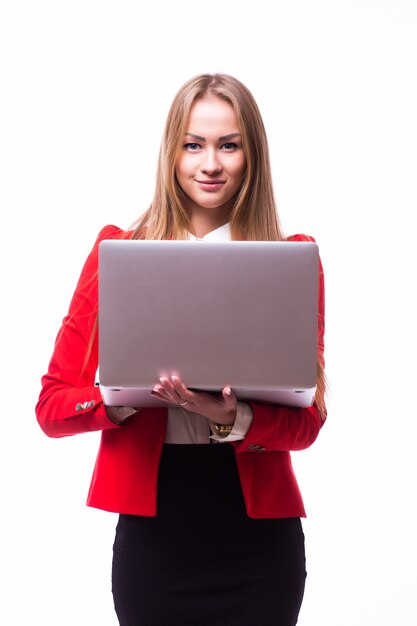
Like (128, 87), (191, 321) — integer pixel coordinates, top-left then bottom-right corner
(175, 96), (246, 219)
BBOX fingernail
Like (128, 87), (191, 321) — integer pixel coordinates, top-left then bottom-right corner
(225, 387), (231, 396)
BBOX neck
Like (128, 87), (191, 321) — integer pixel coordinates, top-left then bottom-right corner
(189, 206), (231, 239)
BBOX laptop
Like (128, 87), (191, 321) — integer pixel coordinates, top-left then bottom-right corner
(98, 239), (319, 408)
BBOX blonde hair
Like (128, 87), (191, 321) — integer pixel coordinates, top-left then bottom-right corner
(131, 73), (284, 242)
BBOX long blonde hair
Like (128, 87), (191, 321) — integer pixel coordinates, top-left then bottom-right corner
(131, 73), (284, 242)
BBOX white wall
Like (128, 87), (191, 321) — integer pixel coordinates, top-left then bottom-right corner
(1, 1), (416, 624)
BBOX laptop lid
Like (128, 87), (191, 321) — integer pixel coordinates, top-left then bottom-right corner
(98, 239), (319, 408)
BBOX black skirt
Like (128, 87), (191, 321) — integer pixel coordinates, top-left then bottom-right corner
(112, 444), (306, 626)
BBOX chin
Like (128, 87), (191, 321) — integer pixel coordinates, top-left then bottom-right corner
(193, 196), (229, 210)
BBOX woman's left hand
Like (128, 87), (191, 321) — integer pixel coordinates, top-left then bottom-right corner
(152, 375), (237, 425)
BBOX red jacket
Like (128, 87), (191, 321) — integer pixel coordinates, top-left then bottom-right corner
(36, 225), (326, 518)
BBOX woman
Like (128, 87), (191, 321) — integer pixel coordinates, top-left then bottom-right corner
(36, 73), (326, 626)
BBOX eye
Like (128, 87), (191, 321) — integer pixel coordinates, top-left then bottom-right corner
(184, 143), (201, 151)
(221, 142), (239, 151)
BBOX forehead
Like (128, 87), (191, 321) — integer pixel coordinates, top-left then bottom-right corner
(187, 96), (239, 135)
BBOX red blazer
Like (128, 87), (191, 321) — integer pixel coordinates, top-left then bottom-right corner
(36, 225), (326, 519)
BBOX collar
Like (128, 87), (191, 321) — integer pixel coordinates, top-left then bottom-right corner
(187, 222), (231, 241)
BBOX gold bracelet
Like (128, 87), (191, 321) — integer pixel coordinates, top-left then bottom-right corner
(211, 422), (234, 438)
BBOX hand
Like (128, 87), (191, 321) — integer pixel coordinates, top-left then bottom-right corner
(105, 405), (138, 425)
(152, 375), (237, 425)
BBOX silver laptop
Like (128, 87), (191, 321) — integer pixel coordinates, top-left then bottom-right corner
(98, 240), (319, 408)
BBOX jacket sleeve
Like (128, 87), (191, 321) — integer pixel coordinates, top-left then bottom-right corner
(232, 402), (323, 453)
(35, 225), (128, 438)
(233, 234), (326, 454)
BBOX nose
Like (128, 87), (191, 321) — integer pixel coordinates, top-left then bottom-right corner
(200, 147), (222, 175)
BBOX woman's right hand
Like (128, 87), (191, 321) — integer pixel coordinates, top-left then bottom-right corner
(105, 406), (138, 424)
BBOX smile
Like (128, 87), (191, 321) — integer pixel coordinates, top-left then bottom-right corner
(195, 180), (226, 191)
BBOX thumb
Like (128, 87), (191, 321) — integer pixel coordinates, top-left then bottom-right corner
(222, 386), (236, 405)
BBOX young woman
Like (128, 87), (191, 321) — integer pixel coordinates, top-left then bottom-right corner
(36, 73), (326, 626)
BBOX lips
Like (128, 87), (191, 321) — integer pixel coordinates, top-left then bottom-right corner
(195, 179), (226, 191)
(196, 179), (225, 184)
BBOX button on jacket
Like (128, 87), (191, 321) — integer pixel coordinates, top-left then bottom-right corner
(36, 225), (326, 519)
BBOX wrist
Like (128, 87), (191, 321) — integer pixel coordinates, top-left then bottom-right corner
(210, 403), (253, 442)
(214, 406), (237, 426)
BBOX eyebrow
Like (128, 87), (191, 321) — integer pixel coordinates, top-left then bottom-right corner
(185, 132), (241, 142)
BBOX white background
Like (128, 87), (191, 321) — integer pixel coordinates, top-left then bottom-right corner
(1, 1), (416, 624)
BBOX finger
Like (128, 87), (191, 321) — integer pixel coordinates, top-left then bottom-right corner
(158, 377), (178, 398)
(152, 383), (171, 398)
(153, 379), (177, 403)
(171, 375), (191, 396)
(151, 388), (171, 403)
(222, 386), (237, 406)
(170, 376), (196, 404)
(158, 377), (192, 406)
